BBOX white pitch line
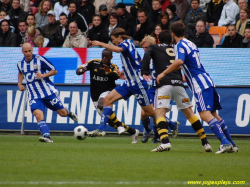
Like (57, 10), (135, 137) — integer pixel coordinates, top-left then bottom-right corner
(0, 181), (188, 185)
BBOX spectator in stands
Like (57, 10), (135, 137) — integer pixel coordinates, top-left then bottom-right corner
(94, 0), (116, 14)
(185, 0), (206, 36)
(218, 0), (239, 26)
(41, 10), (60, 46)
(134, 9), (155, 45)
(63, 22), (87, 47)
(241, 27), (250, 47)
(221, 25), (243, 48)
(113, 2), (135, 37)
(35, 0), (52, 28)
(149, 0), (162, 25)
(0, 0), (12, 13)
(106, 12), (120, 44)
(0, 10), (9, 22)
(34, 34), (52, 47)
(99, 4), (109, 27)
(55, 13), (69, 47)
(78, 0), (95, 26)
(54, 0), (69, 21)
(0, 19), (17, 46)
(130, 0), (152, 18)
(16, 20), (28, 46)
(236, 8), (250, 36)
(150, 24), (163, 44)
(206, 0), (224, 27)
(187, 20), (214, 47)
(26, 14), (37, 27)
(166, 4), (180, 26)
(159, 11), (170, 30)
(173, 0), (190, 20)
(20, 0), (30, 12)
(27, 25), (40, 46)
(87, 14), (109, 46)
(161, 0), (171, 11)
(67, 2), (88, 33)
(235, 0), (249, 24)
(9, 0), (28, 34)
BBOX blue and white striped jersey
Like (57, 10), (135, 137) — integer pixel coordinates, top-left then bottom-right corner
(149, 60), (157, 87)
(17, 54), (58, 100)
(175, 38), (215, 93)
(118, 39), (145, 87)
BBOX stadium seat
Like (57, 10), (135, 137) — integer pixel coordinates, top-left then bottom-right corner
(211, 34), (221, 48)
(209, 26), (228, 38)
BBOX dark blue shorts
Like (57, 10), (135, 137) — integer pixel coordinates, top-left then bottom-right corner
(194, 87), (222, 112)
(115, 81), (150, 106)
(29, 93), (65, 113)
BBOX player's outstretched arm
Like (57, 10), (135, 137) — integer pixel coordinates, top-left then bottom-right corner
(92, 41), (123, 53)
(18, 72), (25, 91)
(157, 59), (183, 84)
(36, 70), (57, 79)
(76, 67), (87, 75)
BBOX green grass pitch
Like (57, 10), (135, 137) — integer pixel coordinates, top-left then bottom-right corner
(0, 135), (249, 187)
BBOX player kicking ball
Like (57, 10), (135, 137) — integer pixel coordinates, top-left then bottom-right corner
(157, 21), (238, 154)
(17, 43), (78, 143)
(76, 49), (139, 143)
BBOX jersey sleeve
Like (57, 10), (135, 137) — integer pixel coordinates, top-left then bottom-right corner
(175, 43), (186, 62)
(141, 46), (153, 75)
(17, 62), (22, 73)
(39, 55), (56, 71)
(118, 40), (128, 52)
(107, 64), (119, 80)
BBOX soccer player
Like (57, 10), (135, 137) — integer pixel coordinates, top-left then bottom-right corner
(140, 36), (180, 143)
(76, 49), (139, 143)
(17, 43), (78, 143)
(91, 28), (156, 141)
(157, 21), (238, 154)
(142, 31), (212, 152)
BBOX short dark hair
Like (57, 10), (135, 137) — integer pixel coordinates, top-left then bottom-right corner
(0, 19), (10, 26)
(59, 12), (68, 18)
(228, 24), (236, 29)
(159, 11), (169, 20)
(92, 14), (101, 20)
(69, 1), (77, 7)
(159, 30), (172, 44)
(171, 21), (185, 37)
(18, 20), (27, 25)
(137, 8), (147, 16)
(108, 12), (119, 22)
(191, 0), (200, 3)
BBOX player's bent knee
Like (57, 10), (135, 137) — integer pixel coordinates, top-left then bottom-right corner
(57, 109), (68, 117)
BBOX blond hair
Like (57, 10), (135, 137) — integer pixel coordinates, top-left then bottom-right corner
(33, 35), (45, 47)
(38, 0), (52, 15)
(27, 25), (37, 37)
(140, 36), (156, 47)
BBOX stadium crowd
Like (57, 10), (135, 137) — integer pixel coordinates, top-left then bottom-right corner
(0, 0), (250, 48)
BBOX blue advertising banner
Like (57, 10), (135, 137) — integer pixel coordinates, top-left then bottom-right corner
(1, 84), (249, 135)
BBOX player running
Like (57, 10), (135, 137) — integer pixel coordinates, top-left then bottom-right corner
(140, 36), (180, 143)
(157, 21), (238, 154)
(91, 28), (155, 140)
(76, 49), (139, 143)
(17, 43), (78, 143)
(141, 31), (212, 152)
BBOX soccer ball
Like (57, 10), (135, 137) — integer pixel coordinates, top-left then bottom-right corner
(74, 125), (88, 140)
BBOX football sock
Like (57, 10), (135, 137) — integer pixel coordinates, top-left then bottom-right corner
(156, 117), (170, 144)
(109, 112), (121, 126)
(220, 120), (236, 146)
(166, 117), (175, 130)
(188, 115), (208, 146)
(37, 120), (50, 137)
(208, 118), (230, 145)
(153, 123), (160, 139)
(141, 117), (151, 133)
(98, 106), (112, 131)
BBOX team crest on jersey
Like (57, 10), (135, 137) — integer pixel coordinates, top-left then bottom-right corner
(179, 48), (185, 53)
(94, 69), (97, 72)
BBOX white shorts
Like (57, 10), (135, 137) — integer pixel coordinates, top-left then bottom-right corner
(154, 85), (192, 111)
(93, 91), (110, 115)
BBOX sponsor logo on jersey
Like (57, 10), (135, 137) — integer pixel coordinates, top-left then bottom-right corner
(207, 105), (211, 108)
(171, 80), (183, 84)
(182, 98), (190, 103)
(29, 99), (36, 105)
(94, 69), (97, 72)
(158, 95), (170, 100)
(92, 75), (108, 81)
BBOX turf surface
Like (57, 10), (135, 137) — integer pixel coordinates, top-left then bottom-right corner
(0, 135), (249, 187)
